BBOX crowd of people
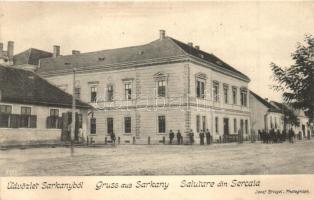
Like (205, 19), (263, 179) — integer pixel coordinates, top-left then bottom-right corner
(106, 127), (306, 145)
(258, 128), (296, 143)
(168, 129), (212, 145)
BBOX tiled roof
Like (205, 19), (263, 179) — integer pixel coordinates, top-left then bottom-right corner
(13, 48), (52, 66)
(0, 66), (91, 109)
(169, 37), (250, 80)
(250, 90), (281, 113)
(37, 36), (249, 81)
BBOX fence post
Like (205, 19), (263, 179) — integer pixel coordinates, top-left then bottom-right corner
(148, 136), (150, 145)
(162, 136), (165, 144)
(118, 137), (120, 144)
(86, 136), (89, 146)
(105, 137), (107, 145)
(133, 136), (136, 144)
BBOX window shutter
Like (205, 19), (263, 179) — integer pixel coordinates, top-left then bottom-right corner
(46, 116), (52, 128)
(57, 117), (63, 129)
(30, 115), (37, 128)
(10, 114), (20, 128)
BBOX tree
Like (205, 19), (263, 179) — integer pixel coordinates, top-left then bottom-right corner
(271, 34), (314, 122)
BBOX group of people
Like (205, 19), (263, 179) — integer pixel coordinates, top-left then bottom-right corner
(258, 128), (296, 143)
(168, 129), (212, 145)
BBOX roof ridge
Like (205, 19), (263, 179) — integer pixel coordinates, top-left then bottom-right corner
(27, 48), (32, 65)
(41, 41), (152, 61)
(166, 37), (190, 56)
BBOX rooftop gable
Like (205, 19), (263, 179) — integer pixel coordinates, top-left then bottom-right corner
(250, 90), (281, 113)
(13, 48), (53, 66)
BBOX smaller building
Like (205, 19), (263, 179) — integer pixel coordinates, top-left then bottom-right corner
(249, 90), (284, 133)
(270, 101), (312, 138)
(0, 66), (91, 146)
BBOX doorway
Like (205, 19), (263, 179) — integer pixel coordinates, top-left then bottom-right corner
(223, 118), (229, 135)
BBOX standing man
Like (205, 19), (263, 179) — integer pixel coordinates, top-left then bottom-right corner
(199, 130), (205, 145)
(110, 132), (116, 144)
(189, 129), (194, 145)
(169, 130), (175, 144)
(176, 130), (182, 145)
(205, 129), (211, 145)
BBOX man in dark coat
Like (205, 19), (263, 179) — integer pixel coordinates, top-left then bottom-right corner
(110, 132), (116, 144)
(169, 130), (175, 144)
(289, 128), (295, 143)
(205, 129), (211, 145)
(199, 130), (205, 145)
(176, 130), (182, 145)
(189, 129), (194, 145)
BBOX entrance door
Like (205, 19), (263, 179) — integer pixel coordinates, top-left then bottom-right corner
(107, 118), (114, 134)
(240, 119), (244, 134)
(223, 118), (229, 135)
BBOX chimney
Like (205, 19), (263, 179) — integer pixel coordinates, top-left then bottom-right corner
(0, 43), (3, 51)
(53, 45), (60, 58)
(72, 50), (80, 55)
(159, 30), (166, 40)
(7, 41), (14, 62)
(195, 45), (200, 50)
(265, 98), (269, 102)
(187, 42), (193, 47)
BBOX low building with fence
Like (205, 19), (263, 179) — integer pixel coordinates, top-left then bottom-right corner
(0, 66), (91, 147)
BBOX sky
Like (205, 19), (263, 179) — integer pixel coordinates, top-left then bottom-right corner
(0, 1), (313, 101)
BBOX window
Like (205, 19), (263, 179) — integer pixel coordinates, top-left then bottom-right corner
(91, 86), (97, 102)
(232, 87), (237, 105)
(21, 107), (31, 115)
(90, 118), (96, 134)
(202, 116), (206, 131)
(215, 117), (219, 133)
(157, 80), (166, 97)
(196, 115), (200, 133)
(213, 81), (219, 102)
(20, 107), (31, 128)
(234, 118), (237, 133)
(0, 105), (12, 114)
(196, 80), (205, 98)
(74, 87), (81, 99)
(125, 82), (132, 100)
(240, 119), (244, 133)
(50, 109), (59, 117)
(158, 116), (166, 133)
(0, 105), (12, 128)
(275, 118), (277, 129)
(270, 116), (273, 129)
(48, 109), (60, 129)
(245, 119), (248, 134)
(107, 85), (113, 101)
(124, 117), (131, 133)
(223, 84), (229, 104)
(240, 88), (248, 107)
(107, 117), (113, 134)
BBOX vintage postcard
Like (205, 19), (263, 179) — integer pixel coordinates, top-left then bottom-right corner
(0, 1), (314, 200)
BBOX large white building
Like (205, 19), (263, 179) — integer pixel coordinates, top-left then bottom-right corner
(37, 30), (251, 144)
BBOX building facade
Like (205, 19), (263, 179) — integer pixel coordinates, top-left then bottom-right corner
(249, 91), (284, 133)
(37, 30), (251, 144)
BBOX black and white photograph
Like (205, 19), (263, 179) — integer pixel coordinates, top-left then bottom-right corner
(0, 1), (313, 179)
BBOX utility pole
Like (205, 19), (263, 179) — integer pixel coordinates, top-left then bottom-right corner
(71, 67), (77, 155)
